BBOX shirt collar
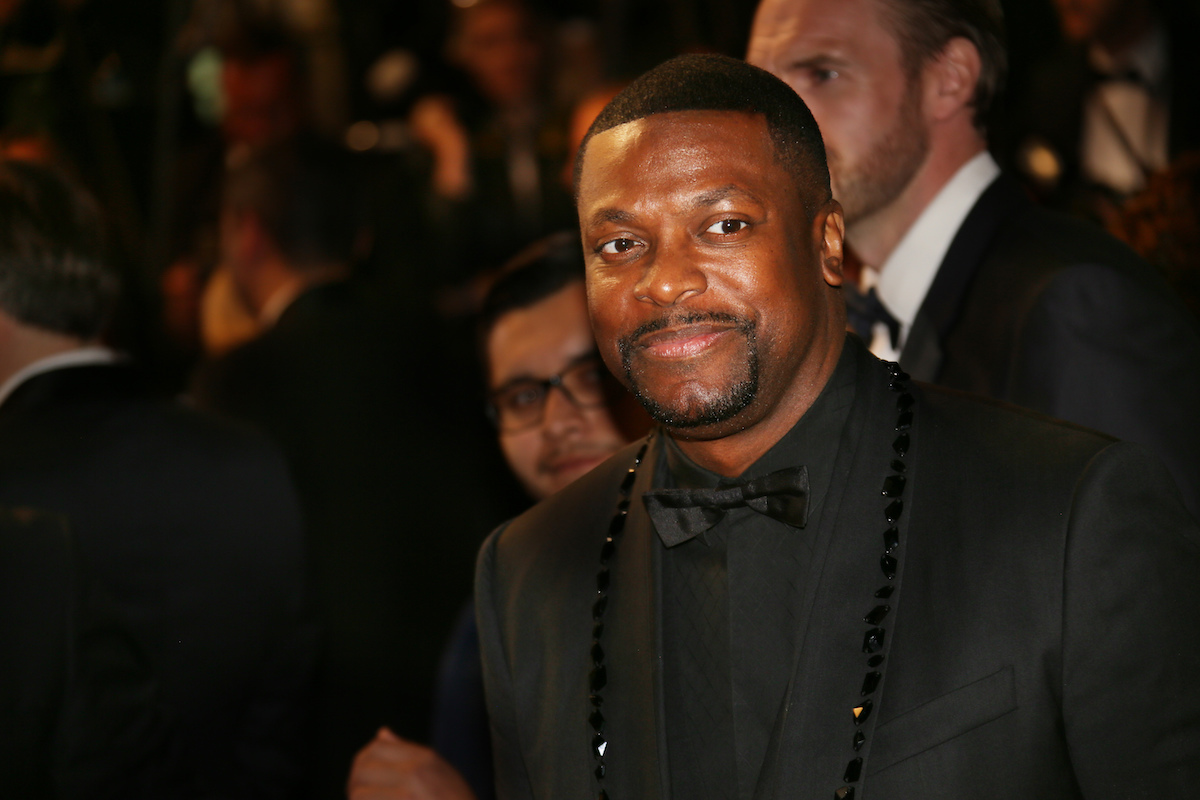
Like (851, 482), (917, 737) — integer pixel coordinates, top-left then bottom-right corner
(865, 151), (1000, 357)
(0, 346), (118, 408)
(661, 337), (860, 498)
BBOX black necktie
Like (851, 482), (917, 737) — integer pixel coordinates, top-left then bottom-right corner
(845, 286), (900, 350)
(643, 465), (810, 547)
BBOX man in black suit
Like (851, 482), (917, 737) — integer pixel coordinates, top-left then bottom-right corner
(747, 0), (1200, 517)
(475, 54), (1200, 800)
(0, 159), (314, 798)
(191, 142), (513, 798)
(0, 506), (173, 799)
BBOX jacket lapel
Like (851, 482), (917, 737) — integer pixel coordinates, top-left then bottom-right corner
(756, 350), (918, 799)
(603, 434), (668, 800)
(901, 176), (1027, 382)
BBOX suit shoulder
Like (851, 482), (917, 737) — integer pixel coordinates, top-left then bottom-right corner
(916, 381), (1117, 471)
(486, 439), (648, 573)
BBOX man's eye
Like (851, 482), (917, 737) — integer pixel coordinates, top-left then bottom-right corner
(503, 384), (543, 410)
(599, 238), (638, 255)
(807, 67), (839, 84)
(705, 219), (748, 235)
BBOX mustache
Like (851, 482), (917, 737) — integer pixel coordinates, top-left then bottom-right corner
(617, 311), (755, 354)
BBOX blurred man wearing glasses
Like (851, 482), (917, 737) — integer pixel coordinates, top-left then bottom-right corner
(347, 233), (647, 800)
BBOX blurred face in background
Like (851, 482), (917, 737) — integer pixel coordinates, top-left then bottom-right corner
(747, 0), (929, 227)
(450, 0), (543, 107)
(221, 53), (302, 147)
(487, 281), (630, 500)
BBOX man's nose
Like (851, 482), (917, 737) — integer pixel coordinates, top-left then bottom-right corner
(540, 383), (587, 435)
(633, 243), (707, 307)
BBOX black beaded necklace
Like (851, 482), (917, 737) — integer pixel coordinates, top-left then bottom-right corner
(587, 362), (914, 800)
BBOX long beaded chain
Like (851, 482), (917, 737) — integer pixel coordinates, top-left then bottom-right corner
(586, 362), (913, 800)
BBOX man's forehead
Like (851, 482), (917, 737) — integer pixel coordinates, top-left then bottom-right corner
(578, 110), (773, 189)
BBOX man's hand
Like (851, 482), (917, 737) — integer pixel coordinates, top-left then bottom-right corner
(347, 727), (477, 800)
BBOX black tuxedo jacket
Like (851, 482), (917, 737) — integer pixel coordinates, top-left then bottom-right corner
(901, 175), (1200, 517)
(476, 342), (1200, 799)
(0, 364), (314, 799)
(0, 507), (176, 799)
(192, 280), (515, 798)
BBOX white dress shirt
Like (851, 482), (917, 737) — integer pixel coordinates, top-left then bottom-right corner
(861, 152), (1001, 363)
(0, 346), (118, 409)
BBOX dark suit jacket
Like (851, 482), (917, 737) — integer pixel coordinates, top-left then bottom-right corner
(0, 364), (314, 799)
(0, 507), (175, 799)
(476, 340), (1200, 799)
(192, 280), (514, 798)
(901, 174), (1200, 517)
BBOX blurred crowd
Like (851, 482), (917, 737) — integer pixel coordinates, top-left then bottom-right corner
(0, 0), (1197, 798)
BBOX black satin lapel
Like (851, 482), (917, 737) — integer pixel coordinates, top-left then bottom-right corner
(900, 312), (943, 383)
(755, 352), (917, 800)
(604, 434), (667, 800)
(901, 176), (1027, 381)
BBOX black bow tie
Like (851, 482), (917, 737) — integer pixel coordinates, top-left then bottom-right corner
(643, 465), (810, 547)
(845, 286), (900, 350)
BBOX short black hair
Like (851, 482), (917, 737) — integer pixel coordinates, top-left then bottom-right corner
(575, 53), (831, 214)
(0, 159), (115, 339)
(477, 231), (585, 375)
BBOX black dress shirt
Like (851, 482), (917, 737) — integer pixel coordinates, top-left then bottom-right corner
(656, 346), (859, 800)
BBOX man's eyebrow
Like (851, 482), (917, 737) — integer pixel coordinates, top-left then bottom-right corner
(492, 351), (601, 393)
(587, 208), (636, 228)
(691, 184), (750, 209)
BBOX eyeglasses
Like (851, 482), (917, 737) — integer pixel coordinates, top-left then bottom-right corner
(487, 354), (611, 432)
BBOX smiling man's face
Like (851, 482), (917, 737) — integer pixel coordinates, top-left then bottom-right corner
(578, 110), (844, 448)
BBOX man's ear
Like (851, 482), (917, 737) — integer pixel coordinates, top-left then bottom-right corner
(924, 36), (981, 122)
(816, 200), (845, 288)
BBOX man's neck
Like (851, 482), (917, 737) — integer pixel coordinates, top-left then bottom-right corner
(670, 332), (845, 478)
(0, 319), (88, 389)
(848, 136), (987, 269)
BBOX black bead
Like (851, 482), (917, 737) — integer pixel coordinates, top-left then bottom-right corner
(883, 527), (899, 553)
(835, 787), (855, 800)
(589, 709), (604, 731)
(896, 392), (914, 410)
(874, 585), (894, 599)
(867, 655), (884, 667)
(599, 540), (616, 563)
(886, 362), (900, 375)
(890, 458), (906, 473)
(598, 791), (609, 800)
(589, 693), (604, 707)
(862, 628), (885, 653)
(591, 642), (605, 663)
(852, 731), (866, 751)
(593, 621), (604, 639)
(852, 699), (873, 725)
(895, 371), (910, 382)
(595, 764), (606, 780)
(881, 554), (898, 580)
(895, 411), (913, 430)
(592, 596), (608, 618)
(881, 475), (906, 497)
(884, 500), (903, 525)
(863, 605), (890, 625)
(892, 433), (910, 457)
(607, 516), (625, 537)
(616, 499), (630, 513)
(590, 665), (607, 691)
(620, 468), (637, 492)
(596, 569), (610, 592)
(860, 671), (882, 696)
(844, 758), (863, 783)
